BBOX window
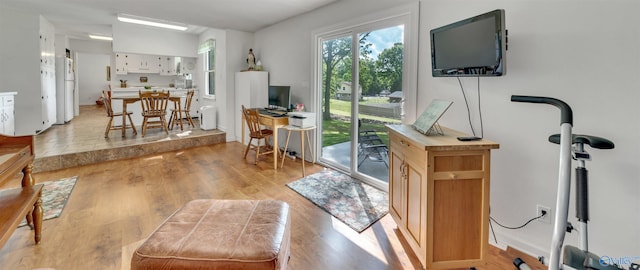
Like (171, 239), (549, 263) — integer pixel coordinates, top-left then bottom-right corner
(199, 39), (216, 96)
(205, 50), (215, 96)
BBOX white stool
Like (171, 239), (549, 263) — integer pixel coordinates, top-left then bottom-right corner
(280, 125), (316, 176)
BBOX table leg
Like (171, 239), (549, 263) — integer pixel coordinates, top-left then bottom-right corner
(300, 130), (306, 176)
(122, 100), (127, 137)
(33, 191), (43, 244)
(306, 130), (315, 163)
(280, 129), (292, 168)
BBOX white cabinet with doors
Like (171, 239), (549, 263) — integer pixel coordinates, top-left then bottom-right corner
(115, 53), (161, 74)
(115, 53), (130, 74)
(40, 20), (56, 132)
(234, 71), (268, 143)
(0, 92), (17, 135)
(159, 56), (178, 75)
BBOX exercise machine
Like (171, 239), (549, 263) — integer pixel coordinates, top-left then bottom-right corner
(510, 95), (618, 270)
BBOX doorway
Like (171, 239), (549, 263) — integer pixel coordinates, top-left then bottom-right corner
(315, 9), (417, 190)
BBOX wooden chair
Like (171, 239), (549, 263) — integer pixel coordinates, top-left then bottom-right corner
(102, 90), (137, 138)
(242, 105), (274, 165)
(139, 90), (170, 137)
(169, 89), (196, 130)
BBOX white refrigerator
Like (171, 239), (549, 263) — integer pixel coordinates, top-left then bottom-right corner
(55, 57), (75, 124)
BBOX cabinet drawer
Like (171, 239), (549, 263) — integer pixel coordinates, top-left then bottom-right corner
(390, 132), (426, 166)
(433, 152), (484, 172)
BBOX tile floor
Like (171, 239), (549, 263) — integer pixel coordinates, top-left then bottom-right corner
(33, 105), (225, 172)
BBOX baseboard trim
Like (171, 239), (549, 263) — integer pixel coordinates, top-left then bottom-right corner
(492, 230), (548, 264)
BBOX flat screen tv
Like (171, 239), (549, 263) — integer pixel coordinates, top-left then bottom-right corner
(268, 85), (291, 111)
(430, 9), (507, 77)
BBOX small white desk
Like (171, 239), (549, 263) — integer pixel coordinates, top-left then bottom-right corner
(280, 125), (316, 176)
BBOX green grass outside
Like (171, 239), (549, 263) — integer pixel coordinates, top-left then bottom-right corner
(322, 98), (399, 147)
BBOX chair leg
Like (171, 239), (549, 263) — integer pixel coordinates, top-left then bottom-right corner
(185, 111), (195, 128)
(168, 111), (175, 130)
(244, 138), (253, 159)
(161, 116), (169, 134)
(127, 113), (138, 135)
(105, 116), (113, 138)
(255, 139), (261, 165)
(141, 117), (148, 137)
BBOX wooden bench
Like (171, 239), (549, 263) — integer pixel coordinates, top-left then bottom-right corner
(0, 134), (43, 249)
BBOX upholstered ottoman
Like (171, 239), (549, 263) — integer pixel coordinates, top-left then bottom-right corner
(131, 199), (291, 270)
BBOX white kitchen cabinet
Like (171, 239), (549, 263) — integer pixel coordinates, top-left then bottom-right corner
(115, 53), (161, 74)
(0, 93), (17, 136)
(40, 20), (56, 132)
(1, 13), (56, 135)
(128, 54), (159, 73)
(159, 56), (178, 75)
(115, 53), (130, 75)
(234, 71), (268, 142)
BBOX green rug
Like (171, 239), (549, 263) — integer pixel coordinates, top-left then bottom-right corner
(286, 169), (388, 233)
(19, 176), (78, 227)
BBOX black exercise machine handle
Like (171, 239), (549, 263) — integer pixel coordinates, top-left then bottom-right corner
(511, 95), (573, 125)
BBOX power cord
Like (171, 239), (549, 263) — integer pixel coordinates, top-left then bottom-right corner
(490, 210), (547, 230)
(456, 77), (484, 138)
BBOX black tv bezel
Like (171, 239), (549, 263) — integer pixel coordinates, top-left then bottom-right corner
(267, 85), (291, 111)
(430, 9), (507, 77)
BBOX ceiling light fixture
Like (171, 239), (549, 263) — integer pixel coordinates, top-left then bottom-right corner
(117, 14), (188, 31)
(89, 34), (113, 41)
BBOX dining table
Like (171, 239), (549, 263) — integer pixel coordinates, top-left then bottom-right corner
(111, 95), (184, 137)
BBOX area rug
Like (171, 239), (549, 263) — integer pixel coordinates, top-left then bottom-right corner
(19, 176), (78, 227)
(286, 169), (388, 233)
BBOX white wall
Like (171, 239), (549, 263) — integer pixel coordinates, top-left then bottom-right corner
(0, 6), (47, 135)
(76, 53), (110, 105)
(252, 0), (640, 263)
(197, 28), (230, 139)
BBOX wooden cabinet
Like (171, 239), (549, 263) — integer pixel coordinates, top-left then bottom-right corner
(387, 124), (499, 269)
(0, 93), (16, 135)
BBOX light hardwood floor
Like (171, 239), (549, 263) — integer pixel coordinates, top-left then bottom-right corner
(0, 142), (546, 270)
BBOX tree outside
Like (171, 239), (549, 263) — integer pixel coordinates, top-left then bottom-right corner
(321, 26), (404, 147)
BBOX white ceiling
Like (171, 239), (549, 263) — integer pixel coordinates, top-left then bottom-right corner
(0, 0), (338, 39)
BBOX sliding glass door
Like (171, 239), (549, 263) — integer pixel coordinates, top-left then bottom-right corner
(317, 13), (413, 189)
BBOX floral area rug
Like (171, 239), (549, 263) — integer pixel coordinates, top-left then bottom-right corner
(19, 176), (78, 227)
(286, 169), (388, 233)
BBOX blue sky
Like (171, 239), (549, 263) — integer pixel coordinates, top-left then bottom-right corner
(364, 25), (404, 59)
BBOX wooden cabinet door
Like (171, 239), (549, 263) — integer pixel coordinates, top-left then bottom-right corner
(405, 160), (424, 246)
(389, 150), (405, 224)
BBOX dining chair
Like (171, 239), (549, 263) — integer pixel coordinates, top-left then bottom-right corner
(102, 90), (137, 138)
(169, 89), (196, 130)
(242, 105), (274, 165)
(139, 90), (170, 137)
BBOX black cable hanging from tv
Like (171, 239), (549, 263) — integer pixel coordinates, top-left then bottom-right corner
(457, 76), (484, 139)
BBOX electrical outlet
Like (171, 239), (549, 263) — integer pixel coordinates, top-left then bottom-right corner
(537, 205), (551, 224)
